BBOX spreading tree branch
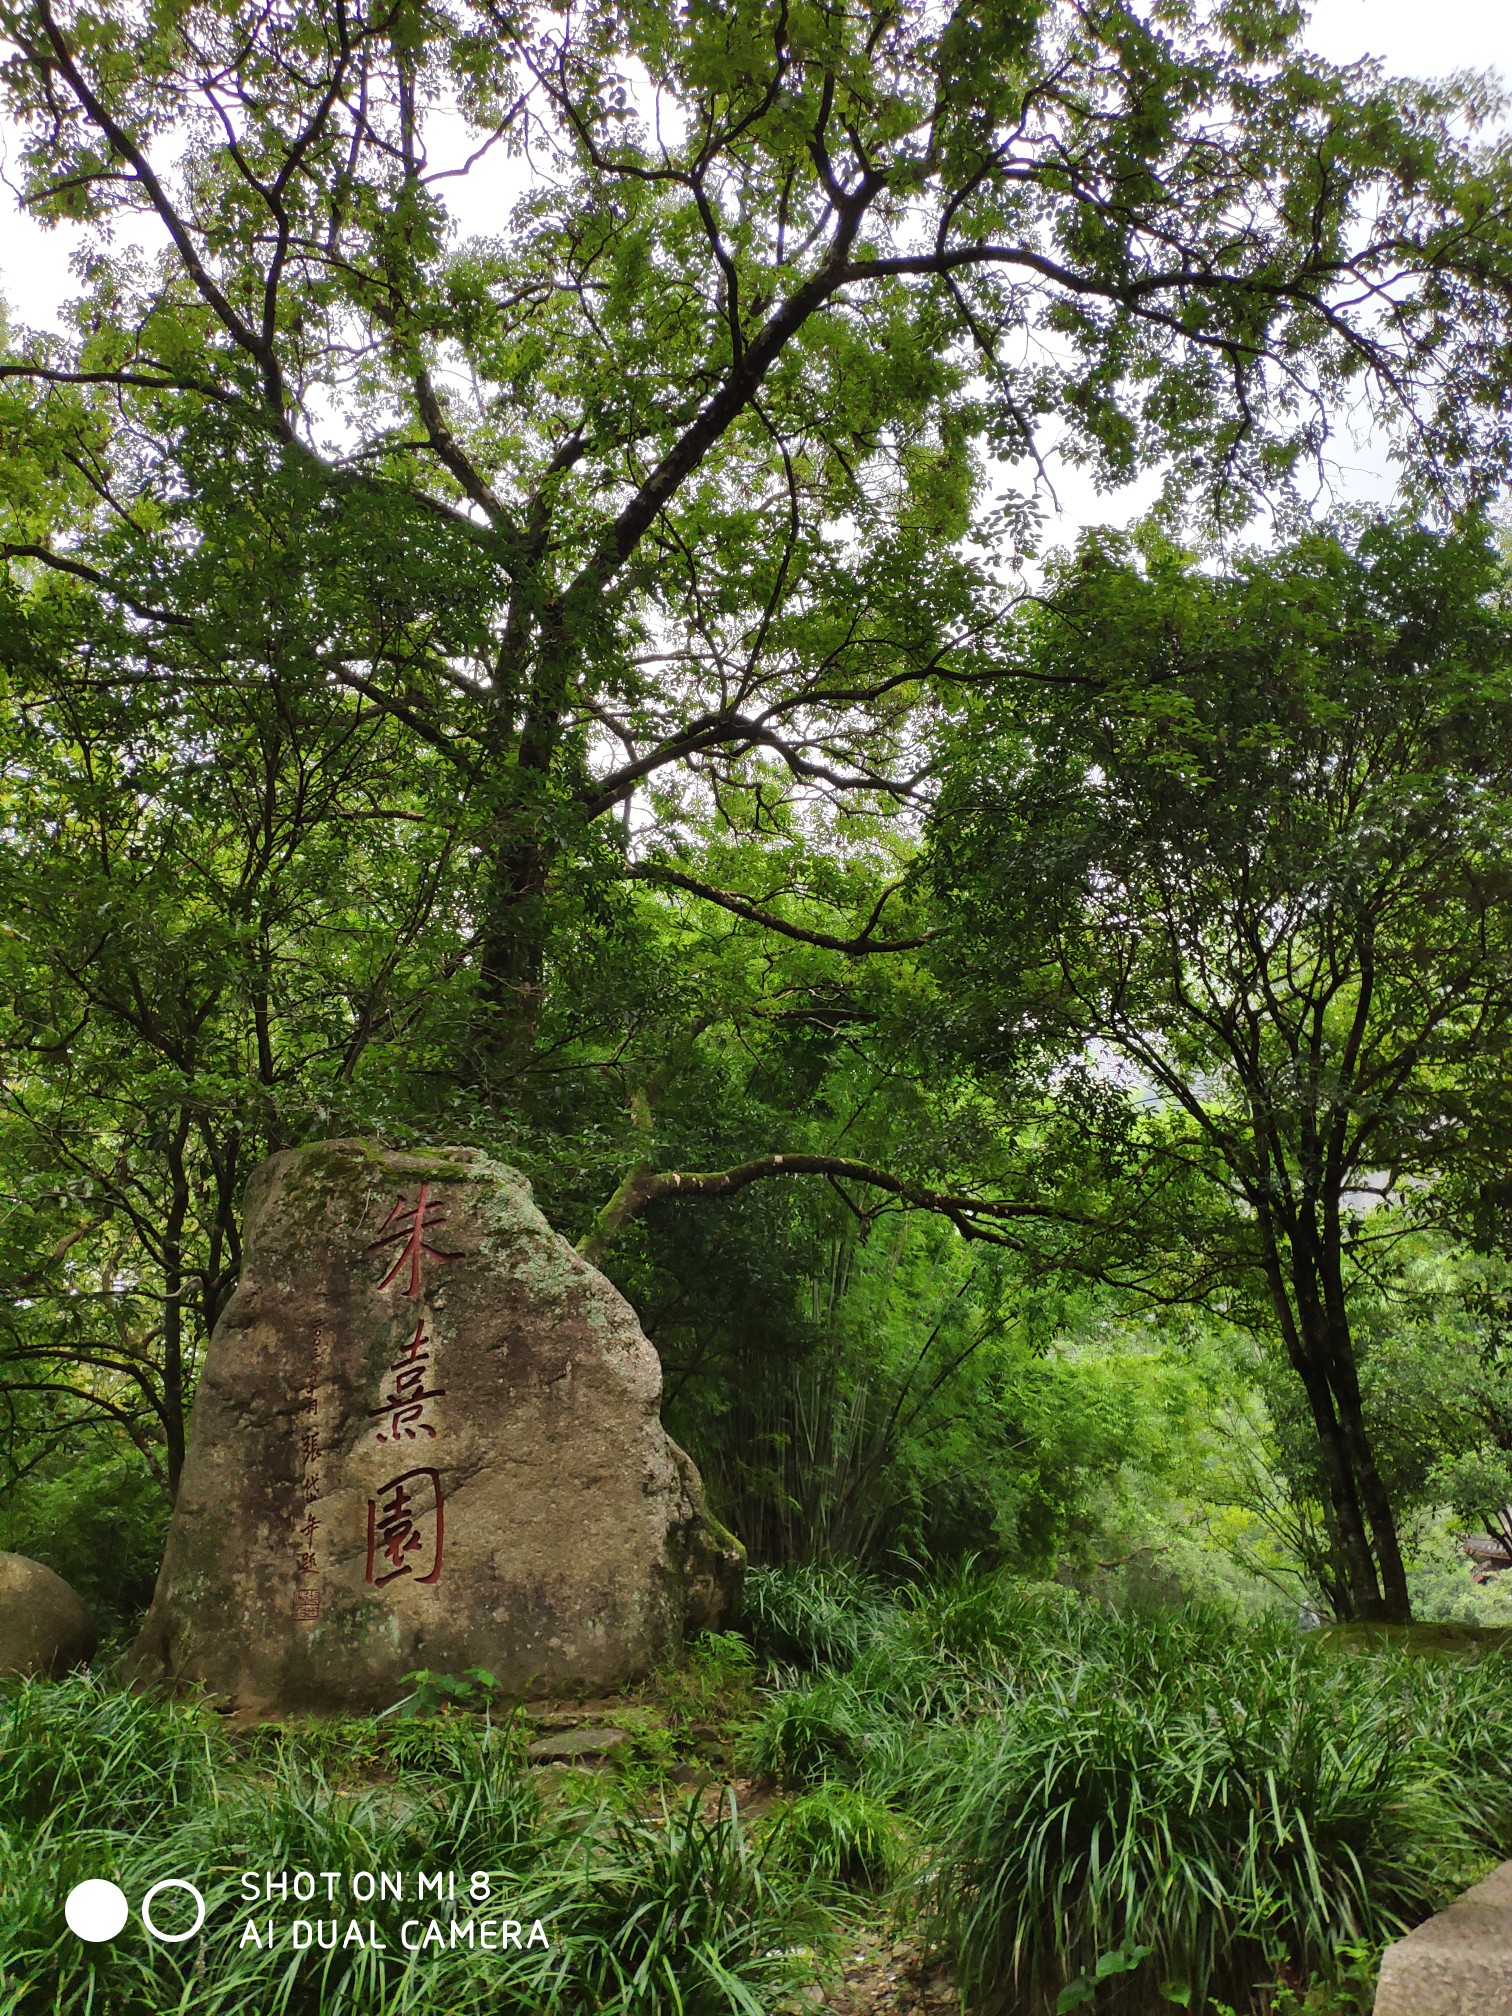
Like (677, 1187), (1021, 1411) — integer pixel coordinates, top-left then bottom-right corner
(576, 1152), (1084, 1266)
(626, 864), (939, 953)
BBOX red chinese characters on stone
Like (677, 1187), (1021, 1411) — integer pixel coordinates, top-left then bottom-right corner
(369, 1317), (447, 1444)
(359, 1205), (457, 1590)
(293, 1327), (328, 1605)
(365, 1183), (462, 1298)
(365, 1468), (444, 1589)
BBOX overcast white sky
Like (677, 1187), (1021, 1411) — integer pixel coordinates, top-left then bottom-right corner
(1057, 0), (1512, 528)
(0, 0), (1507, 534)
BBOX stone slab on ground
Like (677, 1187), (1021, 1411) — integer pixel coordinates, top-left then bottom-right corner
(1374, 1859), (1512, 2014)
(131, 1140), (741, 1715)
(526, 1726), (631, 1763)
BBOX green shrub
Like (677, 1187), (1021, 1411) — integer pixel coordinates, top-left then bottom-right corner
(910, 1617), (1512, 2014)
(740, 1677), (871, 1787)
(391, 1666), (501, 1717)
(0, 1446), (167, 1644)
(0, 1673), (223, 1831)
(741, 1564), (894, 1671)
(763, 1783), (902, 1889)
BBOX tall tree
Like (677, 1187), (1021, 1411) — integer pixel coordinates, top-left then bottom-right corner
(0, 562), (462, 1497)
(8, 0), (1512, 1518)
(3, 0), (1512, 1091)
(930, 520), (1512, 1621)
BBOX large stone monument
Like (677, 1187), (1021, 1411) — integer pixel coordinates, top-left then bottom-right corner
(131, 1142), (740, 1715)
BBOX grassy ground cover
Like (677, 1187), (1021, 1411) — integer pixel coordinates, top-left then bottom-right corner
(3, 1571), (1510, 2015)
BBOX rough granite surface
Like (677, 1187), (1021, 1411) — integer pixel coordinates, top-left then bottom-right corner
(1374, 1859), (1512, 2014)
(0, 1551), (96, 1676)
(130, 1141), (740, 1714)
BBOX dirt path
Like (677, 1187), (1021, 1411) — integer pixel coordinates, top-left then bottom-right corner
(815, 1927), (961, 2015)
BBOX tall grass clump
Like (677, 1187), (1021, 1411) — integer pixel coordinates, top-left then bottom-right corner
(741, 1563), (895, 1671)
(908, 1611), (1512, 2014)
(763, 1783), (902, 1889)
(0, 1672), (224, 1832)
(738, 1572), (1512, 2012)
(520, 1794), (817, 2014)
(898, 1561), (1084, 1675)
(740, 1672), (876, 1787)
(0, 1679), (815, 2016)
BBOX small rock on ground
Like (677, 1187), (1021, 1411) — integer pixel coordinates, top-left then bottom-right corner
(526, 1726), (631, 1763)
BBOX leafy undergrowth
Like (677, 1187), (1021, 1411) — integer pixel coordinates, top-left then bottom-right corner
(0, 1665), (818, 2016)
(3, 1573), (1511, 2015)
(741, 1565), (1512, 2015)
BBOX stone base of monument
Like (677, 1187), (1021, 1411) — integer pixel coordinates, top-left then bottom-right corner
(130, 1141), (742, 1717)
(1373, 1860), (1512, 2014)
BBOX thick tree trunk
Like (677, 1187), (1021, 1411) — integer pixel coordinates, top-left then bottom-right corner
(473, 621), (579, 1082)
(1327, 1347), (1411, 1620)
(1315, 1198), (1413, 1620)
(1282, 1217), (1411, 1623)
(162, 1120), (192, 1504)
(476, 833), (550, 1078)
(1258, 1202), (1397, 1621)
(1289, 1348), (1387, 1620)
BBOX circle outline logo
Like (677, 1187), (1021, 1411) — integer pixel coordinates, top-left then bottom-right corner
(140, 1878), (206, 1943)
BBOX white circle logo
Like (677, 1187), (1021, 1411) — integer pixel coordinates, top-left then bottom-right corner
(64, 1880), (130, 1942)
(140, 1878), (206, 1943)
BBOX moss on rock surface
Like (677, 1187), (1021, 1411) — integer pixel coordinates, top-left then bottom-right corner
(1315, 1622), (1512, 1661)
(130, 1139), (740, 1715)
